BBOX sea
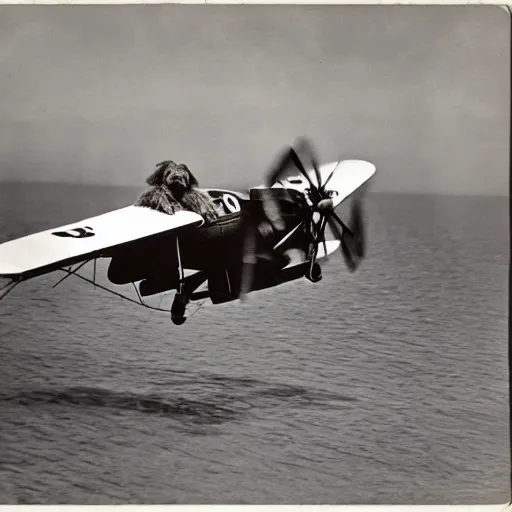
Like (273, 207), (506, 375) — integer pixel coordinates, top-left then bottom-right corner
(0, 182), (509, 504)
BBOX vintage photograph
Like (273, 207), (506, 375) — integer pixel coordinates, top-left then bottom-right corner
(0, 4), (509, 505)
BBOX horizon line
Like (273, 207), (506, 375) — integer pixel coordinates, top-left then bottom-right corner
(0, 179), (508, 199)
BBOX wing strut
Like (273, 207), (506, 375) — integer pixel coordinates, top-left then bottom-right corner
(176, 235), (185, 295)
(52, 258), (207, 315)
(52, 259), (92, 289)
(56, 262), (176, 313)
(0, 278), (21, 301)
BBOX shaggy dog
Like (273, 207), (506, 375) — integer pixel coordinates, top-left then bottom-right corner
(134, 160), (219, 223)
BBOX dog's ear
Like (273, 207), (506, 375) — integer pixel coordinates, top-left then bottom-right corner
(146, 161), (174, 186)
(178, 164), (198, 187)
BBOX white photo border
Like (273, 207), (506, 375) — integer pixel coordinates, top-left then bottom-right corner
(0, 0), (508, 510)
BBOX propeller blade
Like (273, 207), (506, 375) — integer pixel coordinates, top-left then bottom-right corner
(267, 146), (318, 192)
(238, 223), (258, 301)
(266, 148), (292, 186)
(350, 200), (366, 259)
(326, 212), (343, 240)
(319, 215), (329, 262)
(326, 215), (357, 272)
(289, 148), (318, 192)
(274, 221), (304, 251)
(257, 188), (287, 232)
(319, 160), (342, 193)
(294, 137), (323, 190)
(340, 236), (357, 272)
(330, 210), (355, 238)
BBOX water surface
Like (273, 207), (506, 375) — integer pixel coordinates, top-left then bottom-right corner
(0, 183), (508, 504)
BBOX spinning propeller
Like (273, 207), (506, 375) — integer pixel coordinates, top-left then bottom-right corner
(269, 138), (366, 275)
(238, 137), (368, 300)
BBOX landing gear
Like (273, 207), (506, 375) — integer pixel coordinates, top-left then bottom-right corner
(170, 263), (209, 326)
(305, 242), (322, 283)
(308, 262), (322, 283)
(171, 235), (188, 325)
(171, 292), (187, 325)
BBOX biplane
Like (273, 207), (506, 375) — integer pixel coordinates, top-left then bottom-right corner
(0, 139), (376, 325)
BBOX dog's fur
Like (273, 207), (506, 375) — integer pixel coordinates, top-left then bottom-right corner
(135, 160), (219, 223)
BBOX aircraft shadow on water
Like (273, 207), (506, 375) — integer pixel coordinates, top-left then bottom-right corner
(0, 138), (376, 325)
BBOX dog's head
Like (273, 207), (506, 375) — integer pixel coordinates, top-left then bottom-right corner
(146, 160), (199, 197)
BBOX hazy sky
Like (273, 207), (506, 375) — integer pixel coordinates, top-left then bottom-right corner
(0, 5), (509, 194)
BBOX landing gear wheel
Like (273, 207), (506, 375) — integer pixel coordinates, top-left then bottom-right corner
(309, 262), (322, 283)
(305, 261), (322, 283)
(171, 293), (187, 325)
(306, 243), (322, 283)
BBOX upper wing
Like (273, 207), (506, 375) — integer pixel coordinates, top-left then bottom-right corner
(253, 160), (376, 208)
(0, 206), (204, 280)
(317, 160), (376, 207)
